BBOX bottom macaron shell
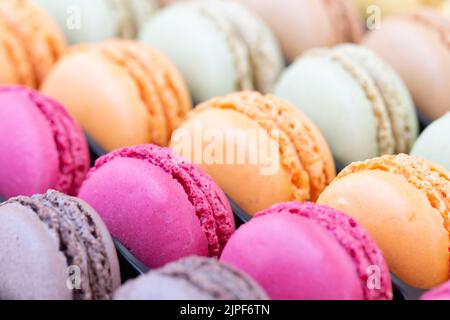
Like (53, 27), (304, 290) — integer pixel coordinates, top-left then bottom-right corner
(220, 212), (364, 299)
(78, 157), (209, 268)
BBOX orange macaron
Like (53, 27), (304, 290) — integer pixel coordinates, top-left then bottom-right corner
(170, 91), (335, 215)
(42, 40), (192, 152)
(318, 154), (450, 289)
(0, 0), (65, 87)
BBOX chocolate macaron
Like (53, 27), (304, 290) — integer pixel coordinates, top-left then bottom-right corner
(114, 256), (268, 300)
(0, 190), (120, 299)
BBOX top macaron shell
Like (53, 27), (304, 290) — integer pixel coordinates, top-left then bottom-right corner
(78, 144), (234, 268)
(139, 1), (284, 102)
(412, 113), (450, 171)
(220, 202), (392, 300)
(236, 0), (363, 62)
(33, 0), (158, 44)
(0, 86), (89, 199)
(363, 9), (450, 120)
(41, 40), (192, 152)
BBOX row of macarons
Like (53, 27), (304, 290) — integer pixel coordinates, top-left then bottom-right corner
(3, 0), (450, 121)
(0, 86), (449, 298)
(1, 185), (449, 300)
(2, 1), (449, 170)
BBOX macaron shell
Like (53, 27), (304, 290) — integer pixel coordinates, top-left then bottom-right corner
(0, 89), (59, 198)
(363, 11), (450, 120)
(274, 54), (380, 165)
(0, 202), (71, 299)
(421, 280), (450, 299)
(0, 20), (34, 87)
(79, 157), (209, 268)
(171, 107), (294, 215)
(139, 3), (247, 102)
(334, 44), (419, 153)
(220, 211), (364, 299)
(33, 0), (120, 44)
(0, 0), (66, 86)
(412, 113), (450, 171)
(318, 170), (449, 289)
(237, 0), (362, 62)
(42, 49), (154, 151)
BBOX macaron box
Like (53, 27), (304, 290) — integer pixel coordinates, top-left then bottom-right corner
(0, 0), (450, 300)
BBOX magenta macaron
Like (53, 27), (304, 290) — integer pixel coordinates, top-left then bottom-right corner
(220, 202), (392, 300)
(78, 144), (235, 268)
(0, 86), (90, 199)
(421, 281), (450, 300)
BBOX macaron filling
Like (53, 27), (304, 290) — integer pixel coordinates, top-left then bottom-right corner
(194, 91), (330, 202)
(91, 145), (234, 257)
(334, 45), (416, 153)
(96, 41), (190, 145)
(255, 202), (393, 300)
(307, 49), (396, 156)
(36, 190), (114, 300)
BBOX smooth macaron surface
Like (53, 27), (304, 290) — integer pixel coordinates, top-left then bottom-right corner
(274, 45), (418, 166)
(0, 190), (120, 300)
(236, 0), (363, 62)
(114, 256), (268, 300)
(32, 0), (158, 44)
(318, 154), (450, 289)
(363, 9), (450, 120)
(412, 113), (450, 171)
(170, 91), (335, 215)
(0, 86), (89, 199)
(421, 280), (450, 300)
(139, 0), (284, 103)
(220, 202), (392, 300)
(78, 144), (234, 268)
(42, 40), (192, 152)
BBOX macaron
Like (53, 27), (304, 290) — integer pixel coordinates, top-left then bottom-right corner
(78, 144), (235, 268)
(0, 86), (90, 199)
(318, 154), (450, 289)
(32, 0), (158, 44)
(421, 280), (450, 300)
(362, 9), (450, 120)
(351, 0), (443, 17)
(114, 256), (268, 300)
(274, 44), (419, 166)
(0, 190), (120, 300)
(412, 113), (450, 171)
(170, 91), (336, 215)
(41, 39), (192, 152)
(236, 0), (363, 63)
(139, 0), (284, 102)
(220, 202), (392, 300)
(0, 0), (66, 88)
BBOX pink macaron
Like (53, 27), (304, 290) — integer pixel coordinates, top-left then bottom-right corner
(0, 86), (90, 199)
(78, 144), (235, 268)
(421, 281), (450, 300)
(220, 202), (392, 300)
